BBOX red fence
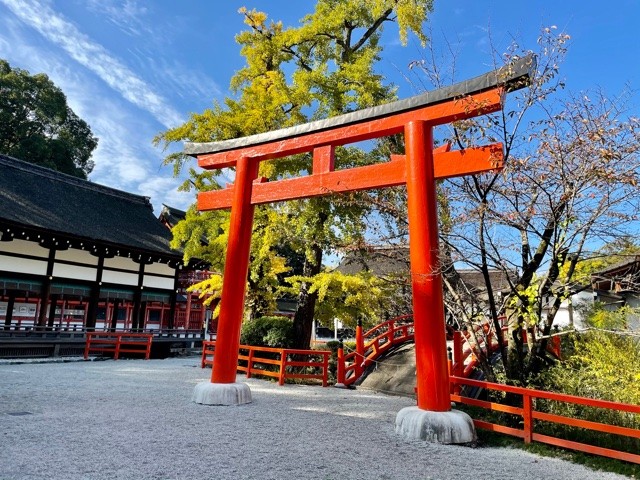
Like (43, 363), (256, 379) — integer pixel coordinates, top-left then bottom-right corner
(450, 375), (640, 464)
(202, 341), (330, 386)
(84, 332), (153, 360)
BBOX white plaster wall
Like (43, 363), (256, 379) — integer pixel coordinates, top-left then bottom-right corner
(0, 255), (47, 276)
(624, 296), (640, 308)
(55, 248), (98, 265)
(145, 262), (175, 276)
(551, 291), (593, 330)
(104, 256), (139, 272)
(52, 263), (97, 282)
(142, 275), (174, 290)
(0, 239), (49, 258)
(620, 295), (640, 331)
(102, 270), (138, 286)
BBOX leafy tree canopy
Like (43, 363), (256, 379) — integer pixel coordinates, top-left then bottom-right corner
(0, 59), (97, 179)
(155, 1), (433, 347)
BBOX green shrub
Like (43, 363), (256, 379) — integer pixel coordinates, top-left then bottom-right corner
(325, 340), (341, 352)
(319, 341), (341, 382)
(343, 340), (356, 351)
(240, 316), (295, 348)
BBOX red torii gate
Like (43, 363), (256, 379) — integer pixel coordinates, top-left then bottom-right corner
(187, 56), (534, 441)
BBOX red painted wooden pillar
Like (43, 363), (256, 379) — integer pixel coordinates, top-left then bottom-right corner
(405, 120), (451, 412)
(211, 157), (258, 384)
(453, 330), (463, 395)
(355, 319), (364, 377)
(337, 342), (345, 385)
(184, 291), (192, 329)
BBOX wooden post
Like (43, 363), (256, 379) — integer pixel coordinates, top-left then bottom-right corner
(405, 121), (451, 412)
(337, 341), (345, 385)
(355, 319), (364, 377)
(322, 352), (329, 387)
(184, 291), (192, 329)
(85, 256), (103, 332)
(523, 394), (533, 444)
(246, 347), (254, 379)
(447, 346), (453, 394)
(278, 351), (287, 386)
(110, 299), (120, 332)
(453, 330), (463, 395)
(4, 293), (15, 330)
(211, 157), (259, 384)
(168, 268), (179, 330)
(47, 294), (58, 329)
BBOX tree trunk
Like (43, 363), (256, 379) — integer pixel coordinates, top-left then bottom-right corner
(505, 307), (526, 384)
(292, 243), (323, 349)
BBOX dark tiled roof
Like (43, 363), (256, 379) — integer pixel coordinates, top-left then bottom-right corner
(337, 246), (409, 276)
(591, 257), (640, 293)
(592, 256), (640, 277)
(454, 268), (513, 294)
(338, 245), (514, 293)
(0, 154), (178, 257)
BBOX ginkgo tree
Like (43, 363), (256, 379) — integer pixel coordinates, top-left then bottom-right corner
(155, 1), (434, 348)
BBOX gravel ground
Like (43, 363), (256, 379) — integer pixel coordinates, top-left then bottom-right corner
(0, 357), (630, 480)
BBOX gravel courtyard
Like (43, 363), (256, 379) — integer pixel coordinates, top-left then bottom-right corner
(0, 357), (630, 479)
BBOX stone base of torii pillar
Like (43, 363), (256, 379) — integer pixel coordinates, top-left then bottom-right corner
(395, 406), (476, 444)
(192, 381), (252, 406)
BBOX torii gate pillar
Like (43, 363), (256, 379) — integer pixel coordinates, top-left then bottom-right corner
(405, 121), (450, 411)
(192, 157), (257, 406)
(395, 120), (476, 443)
(186, 55), (534, 443)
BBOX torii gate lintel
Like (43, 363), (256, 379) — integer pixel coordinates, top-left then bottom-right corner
(197, 142), (503, 210)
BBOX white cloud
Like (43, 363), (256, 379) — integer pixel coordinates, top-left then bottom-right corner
(137, 176), (194, 212)
(0, 17), (185, 210)
(0, 0), (184, 128)
(84, 0), (151, 37)
(125, 46), (221, 104)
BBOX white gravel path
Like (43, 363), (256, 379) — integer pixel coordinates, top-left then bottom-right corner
(0, 357), (630, 480)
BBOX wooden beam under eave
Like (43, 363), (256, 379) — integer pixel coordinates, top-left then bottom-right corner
(197, 143), (503, 211)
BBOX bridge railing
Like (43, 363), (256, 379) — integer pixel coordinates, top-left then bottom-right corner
(340, 315), (414, 386)
(450, 375), (640, 464)
(201, 341), (331, 386)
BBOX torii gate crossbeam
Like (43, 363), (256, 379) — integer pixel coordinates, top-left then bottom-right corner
(186, 55), (534, 439)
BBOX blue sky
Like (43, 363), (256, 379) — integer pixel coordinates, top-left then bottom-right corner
(1, 0), (638, 213)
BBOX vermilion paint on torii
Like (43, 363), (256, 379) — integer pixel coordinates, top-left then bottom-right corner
(186, 56), (534, 412)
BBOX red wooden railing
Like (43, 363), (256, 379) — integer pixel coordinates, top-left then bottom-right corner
(449, 328), (500, 381)
(201, 340), (330, 386)
(450, 375), (640, 464)
(339, 315), (414, 386)
(84, 332), (153, 360)
(449, 324), (561, 384)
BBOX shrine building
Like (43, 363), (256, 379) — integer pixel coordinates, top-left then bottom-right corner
(0, 153), (206, 335)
